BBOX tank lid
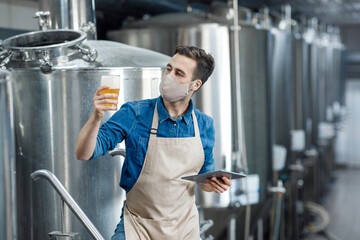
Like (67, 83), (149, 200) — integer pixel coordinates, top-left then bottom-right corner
(1, 30), (92, 71)
(1, 30), (170, 71)
(3, 30), (86, 51)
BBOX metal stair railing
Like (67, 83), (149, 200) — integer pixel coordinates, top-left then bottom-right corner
(31, 169), (105, 240)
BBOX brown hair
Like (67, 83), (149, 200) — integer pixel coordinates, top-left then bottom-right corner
(174, 46), (215, 85)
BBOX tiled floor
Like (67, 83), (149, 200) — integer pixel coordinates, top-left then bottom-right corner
(304, 168), (360, 240)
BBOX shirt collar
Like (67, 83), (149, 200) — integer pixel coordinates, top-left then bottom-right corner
(157, 96), (193, 125)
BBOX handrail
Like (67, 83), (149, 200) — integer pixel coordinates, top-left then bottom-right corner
(108, 147), (126, 158)
(31, 169), (105, 240)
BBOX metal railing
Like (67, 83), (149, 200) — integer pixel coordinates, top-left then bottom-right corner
(31, 169), (105, 240)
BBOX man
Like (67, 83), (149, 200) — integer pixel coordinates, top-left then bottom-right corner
(76, 46), (231, 239)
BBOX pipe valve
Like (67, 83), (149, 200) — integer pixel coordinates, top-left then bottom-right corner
(34, 11), (51, 30)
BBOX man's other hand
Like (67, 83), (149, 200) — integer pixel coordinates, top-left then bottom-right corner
(198, 176), (232, 193)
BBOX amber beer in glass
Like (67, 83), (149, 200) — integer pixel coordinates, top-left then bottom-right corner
(100, 75), (120, 108)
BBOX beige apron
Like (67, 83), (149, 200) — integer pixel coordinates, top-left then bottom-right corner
(124, 103), (204, 240)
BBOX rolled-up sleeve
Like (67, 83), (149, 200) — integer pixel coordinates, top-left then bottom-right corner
(90, 102), (138, 160)
(199, 117), (215, 174)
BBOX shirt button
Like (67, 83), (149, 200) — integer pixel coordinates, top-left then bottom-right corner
(174, 123), (177, 126)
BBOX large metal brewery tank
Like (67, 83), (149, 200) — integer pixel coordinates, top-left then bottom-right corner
(1, 30), (169, 239)
(109, 4), (275, 207)
(303, 21), (321, 149)
(228, 8), (274, 202)
(315, 25), (344, 196)
(290, 23), (311, 153)
(294, 21), (323, 152)
(313, 24), (332, 139)
(267, 8), (294, 173)
(324, 27), (344, 122)
(0, 70), (16, 240)
(299, 21), (325, 204)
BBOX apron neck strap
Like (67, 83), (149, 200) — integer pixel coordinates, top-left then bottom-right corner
(151, 102), (200, 137)
(191, 110), (200, 137)
(150, 103), (160, 135)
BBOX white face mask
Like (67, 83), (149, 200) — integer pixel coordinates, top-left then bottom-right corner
(159, 75), (196, 102)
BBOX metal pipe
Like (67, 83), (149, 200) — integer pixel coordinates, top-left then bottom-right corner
(230, 1), (251, 239)
(228, 215), (237, 240)
(108, 148), (126, 158)
(31, 169), (105, 240)
(60, 199), (65, 234)
(273, 195), (282, 240)
(268, 180), (286, 240)
(0, 69), (17, 240)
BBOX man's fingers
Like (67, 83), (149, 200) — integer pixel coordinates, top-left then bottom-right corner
(94, 93), (118, 100)
(206, 179), (224, 193)
(96, 85), (110, 96)
(211, 177), (230, 191)
(95, 105), (117, 112)
(96, 99), (118, 105)
(222, 177), (232, 186)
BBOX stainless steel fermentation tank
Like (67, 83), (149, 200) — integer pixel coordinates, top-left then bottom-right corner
(291, 31), (311, 151)
(324, 31), (344, 122)
(313, 28), (344, 198)
(236, 24), (273, 201)
(309, 27), (344, 137)
(268, 23), (293, 172)
(0, 70), (16, 240)
(39, 0), (96, 39)
(316, 33), (329, 126)
(108, 10), (274, 205)
(303, 27), (321, 148)
(1, 30), (169, 240)
(285, 27), (313, 240)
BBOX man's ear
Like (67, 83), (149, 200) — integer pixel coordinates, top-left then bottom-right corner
(192, 79), (202, 91)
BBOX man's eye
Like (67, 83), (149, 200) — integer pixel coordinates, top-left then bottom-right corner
(166, 67), (171, 71)
(176, 72), (183, 77)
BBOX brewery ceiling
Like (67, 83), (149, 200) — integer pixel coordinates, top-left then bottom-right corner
(93, 0), (360, 26)
(240, 0), (360, 25)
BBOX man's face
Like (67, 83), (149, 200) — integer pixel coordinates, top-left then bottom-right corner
(164, 53), (197, 84)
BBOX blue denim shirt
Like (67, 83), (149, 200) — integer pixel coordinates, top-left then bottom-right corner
(91, 96), (215, 193)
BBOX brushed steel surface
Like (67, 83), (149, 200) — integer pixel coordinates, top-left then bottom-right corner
(39, 0), (96, 39)
(291, 34), (311, 150)
(269, 27), (293, 158)
(309, 40), (320, 147)
(0, 69), (16, 240)
(237, 26), (274, 201)
(2, 30), (87, 64)
(2, 30), (170, 240)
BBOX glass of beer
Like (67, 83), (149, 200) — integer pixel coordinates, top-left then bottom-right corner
(100, 75), (120, 108)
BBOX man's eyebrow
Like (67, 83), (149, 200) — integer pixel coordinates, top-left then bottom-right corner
(176, 68), (186, 76)
(166, 63), (186, 76)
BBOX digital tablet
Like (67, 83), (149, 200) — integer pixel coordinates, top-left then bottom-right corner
(181, 170), (246, 184)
